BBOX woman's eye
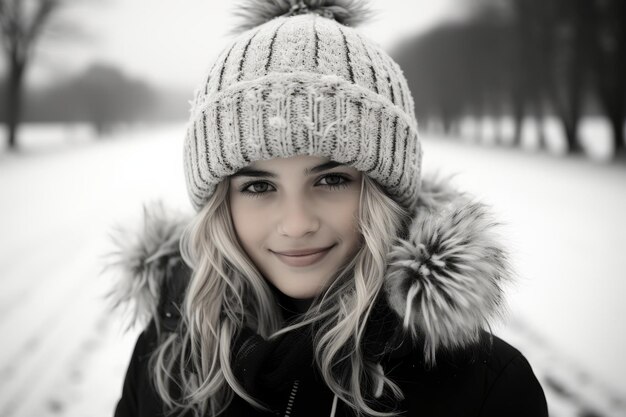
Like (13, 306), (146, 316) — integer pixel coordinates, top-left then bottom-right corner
(318, 174), (350, 189)
(240, 181), (274, 196)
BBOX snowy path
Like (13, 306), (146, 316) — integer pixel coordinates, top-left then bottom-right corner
(0, 124), (189, 416)
(0, 124), (625, 416)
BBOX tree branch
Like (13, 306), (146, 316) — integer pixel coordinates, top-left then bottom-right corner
(26, 0), (61, 45)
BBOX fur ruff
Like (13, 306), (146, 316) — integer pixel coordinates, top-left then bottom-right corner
(105, 173), (512, 362)
(104, 202), (190, 330)
(232, 0), (372, 34)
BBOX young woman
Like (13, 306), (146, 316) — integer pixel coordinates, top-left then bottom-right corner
(110, 1), (548, 416)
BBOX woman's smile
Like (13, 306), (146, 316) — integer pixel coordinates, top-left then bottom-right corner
(271, 244), (336, 267)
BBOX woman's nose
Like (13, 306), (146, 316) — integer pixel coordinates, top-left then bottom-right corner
(277, 196), (320, 238)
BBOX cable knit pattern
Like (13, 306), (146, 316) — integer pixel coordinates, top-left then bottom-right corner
(184, 13), (421, 213)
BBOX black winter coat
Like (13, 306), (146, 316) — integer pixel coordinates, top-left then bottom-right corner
(114, 314), (547, 417)
(109, 175), (548, 417)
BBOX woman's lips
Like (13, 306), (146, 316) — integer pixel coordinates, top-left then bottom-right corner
(272, 245), (334, 267)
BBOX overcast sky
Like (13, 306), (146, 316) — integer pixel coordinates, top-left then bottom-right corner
(5, 0), (462, 92)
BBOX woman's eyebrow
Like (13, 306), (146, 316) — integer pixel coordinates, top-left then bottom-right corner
(304, 160), (345, 175)
(230, 168), (276, 178)
(230, 161), (345, 178)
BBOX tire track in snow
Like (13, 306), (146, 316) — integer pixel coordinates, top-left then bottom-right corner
(0, 237), (108, 416)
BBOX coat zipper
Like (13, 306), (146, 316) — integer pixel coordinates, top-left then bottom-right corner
(283, 379), (300, 417)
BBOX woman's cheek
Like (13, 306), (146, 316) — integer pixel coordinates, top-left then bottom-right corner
(233, 201), (269, 236)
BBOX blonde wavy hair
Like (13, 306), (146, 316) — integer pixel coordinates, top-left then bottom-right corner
(150, 173), (410, 417)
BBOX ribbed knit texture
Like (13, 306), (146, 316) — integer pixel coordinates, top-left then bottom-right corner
(184, 14), (422, 213)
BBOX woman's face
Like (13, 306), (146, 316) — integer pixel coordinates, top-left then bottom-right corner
(229, 155), (363, 299)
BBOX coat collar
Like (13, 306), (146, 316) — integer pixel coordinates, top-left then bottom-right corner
(105, 172), (511, 364)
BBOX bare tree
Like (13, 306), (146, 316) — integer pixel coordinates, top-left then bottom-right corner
(0, 0), (63, 150)
(593, 0), (625, 159)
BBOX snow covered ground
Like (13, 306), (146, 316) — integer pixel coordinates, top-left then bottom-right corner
(0, 121), (624, 416)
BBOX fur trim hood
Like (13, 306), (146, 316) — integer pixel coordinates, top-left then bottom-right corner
(105, 172), (512, 362)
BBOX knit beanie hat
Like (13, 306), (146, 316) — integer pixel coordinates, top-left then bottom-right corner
(183, 0), (422, 213)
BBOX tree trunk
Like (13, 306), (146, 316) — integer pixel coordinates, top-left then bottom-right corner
(528, 98), (546, 150)
(562, 117), (583, 153)
(510, 0), (532, 149)
(563, 60), (584, 153)
(608, 113), (625, 158)
(441, 109), (454, 136)
(555, 56), (585, 154)
(511, 100), (523, 147)
(595, 0), (625, 160)
(5, 60), (25, 151)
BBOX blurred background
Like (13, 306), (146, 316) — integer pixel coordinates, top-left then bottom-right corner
(0, 0), (624, 416)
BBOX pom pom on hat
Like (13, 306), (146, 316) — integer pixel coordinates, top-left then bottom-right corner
(232, 0), (373, 33)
